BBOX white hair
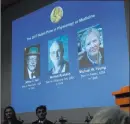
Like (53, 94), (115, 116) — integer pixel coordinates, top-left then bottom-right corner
(90, 107), (130, 124)
(80, 28), (102, 50)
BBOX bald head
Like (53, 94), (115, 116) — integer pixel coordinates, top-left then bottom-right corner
(50, 41), (64, 66)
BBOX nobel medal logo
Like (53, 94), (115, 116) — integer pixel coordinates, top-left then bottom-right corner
(50, 6), (63, 23)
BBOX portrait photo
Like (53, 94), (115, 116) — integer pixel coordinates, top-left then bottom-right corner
(78, 24), (104, 69)
(48, 35), (69, 75)
(24, 45), (40, 80)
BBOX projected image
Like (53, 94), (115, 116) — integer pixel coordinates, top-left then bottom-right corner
(48, 36), (69, 75)
(78, 25), (104, 68)
(24, 45), (40, 80)
(12, 1), (129, 113)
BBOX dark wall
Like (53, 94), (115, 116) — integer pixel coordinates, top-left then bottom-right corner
(1, 0), (129, 123)
(1, 0), (56, 108)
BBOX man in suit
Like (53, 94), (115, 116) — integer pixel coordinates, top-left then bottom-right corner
(49, 41), (69, 75)
(24, 46), (40, 80)
(79, 28), (104, 68)
(32, 105), (53, 124)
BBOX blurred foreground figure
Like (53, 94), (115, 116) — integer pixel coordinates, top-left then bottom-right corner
(90, 107), (130, 124)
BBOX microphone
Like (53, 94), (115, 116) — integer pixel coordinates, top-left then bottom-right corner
(21, 120), (24, 124)
(59, 116), (67, 123)
(53, 120), (57, 124)
(85, 112), (93, 123)
(85, 116), (90, 123)
(88, 112), (93, 120)
(18, 116), (24, 123)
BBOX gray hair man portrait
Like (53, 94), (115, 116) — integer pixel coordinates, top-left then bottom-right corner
(49, 41), (69, 75)
(78, 27), (104, 68)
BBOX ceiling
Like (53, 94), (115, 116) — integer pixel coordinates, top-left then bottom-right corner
(1, 0), (22, 12)
(1, 0), (19, 6)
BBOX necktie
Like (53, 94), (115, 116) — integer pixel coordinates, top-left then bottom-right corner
(31, 72), (34, 78)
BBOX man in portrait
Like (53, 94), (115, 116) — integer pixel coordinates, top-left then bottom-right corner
(49, 41), (69, 74)
(79, 27), (104, 68)
(24, 46), (40, 80)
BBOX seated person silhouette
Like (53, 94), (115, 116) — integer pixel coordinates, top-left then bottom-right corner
(24, 47), (40, 80)
(32, 105), (53, 124)
(49, 41), (69, 74)
(3, 106), (23, 124)
(79, 28), (104, 68)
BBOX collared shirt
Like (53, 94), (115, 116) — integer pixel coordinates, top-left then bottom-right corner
(52, 60), (68, 74)
(8, 121), (11, 124)
(87, 51), (102, 65)
(38, 119), (46, 124)
(27, 68), (36, 79)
